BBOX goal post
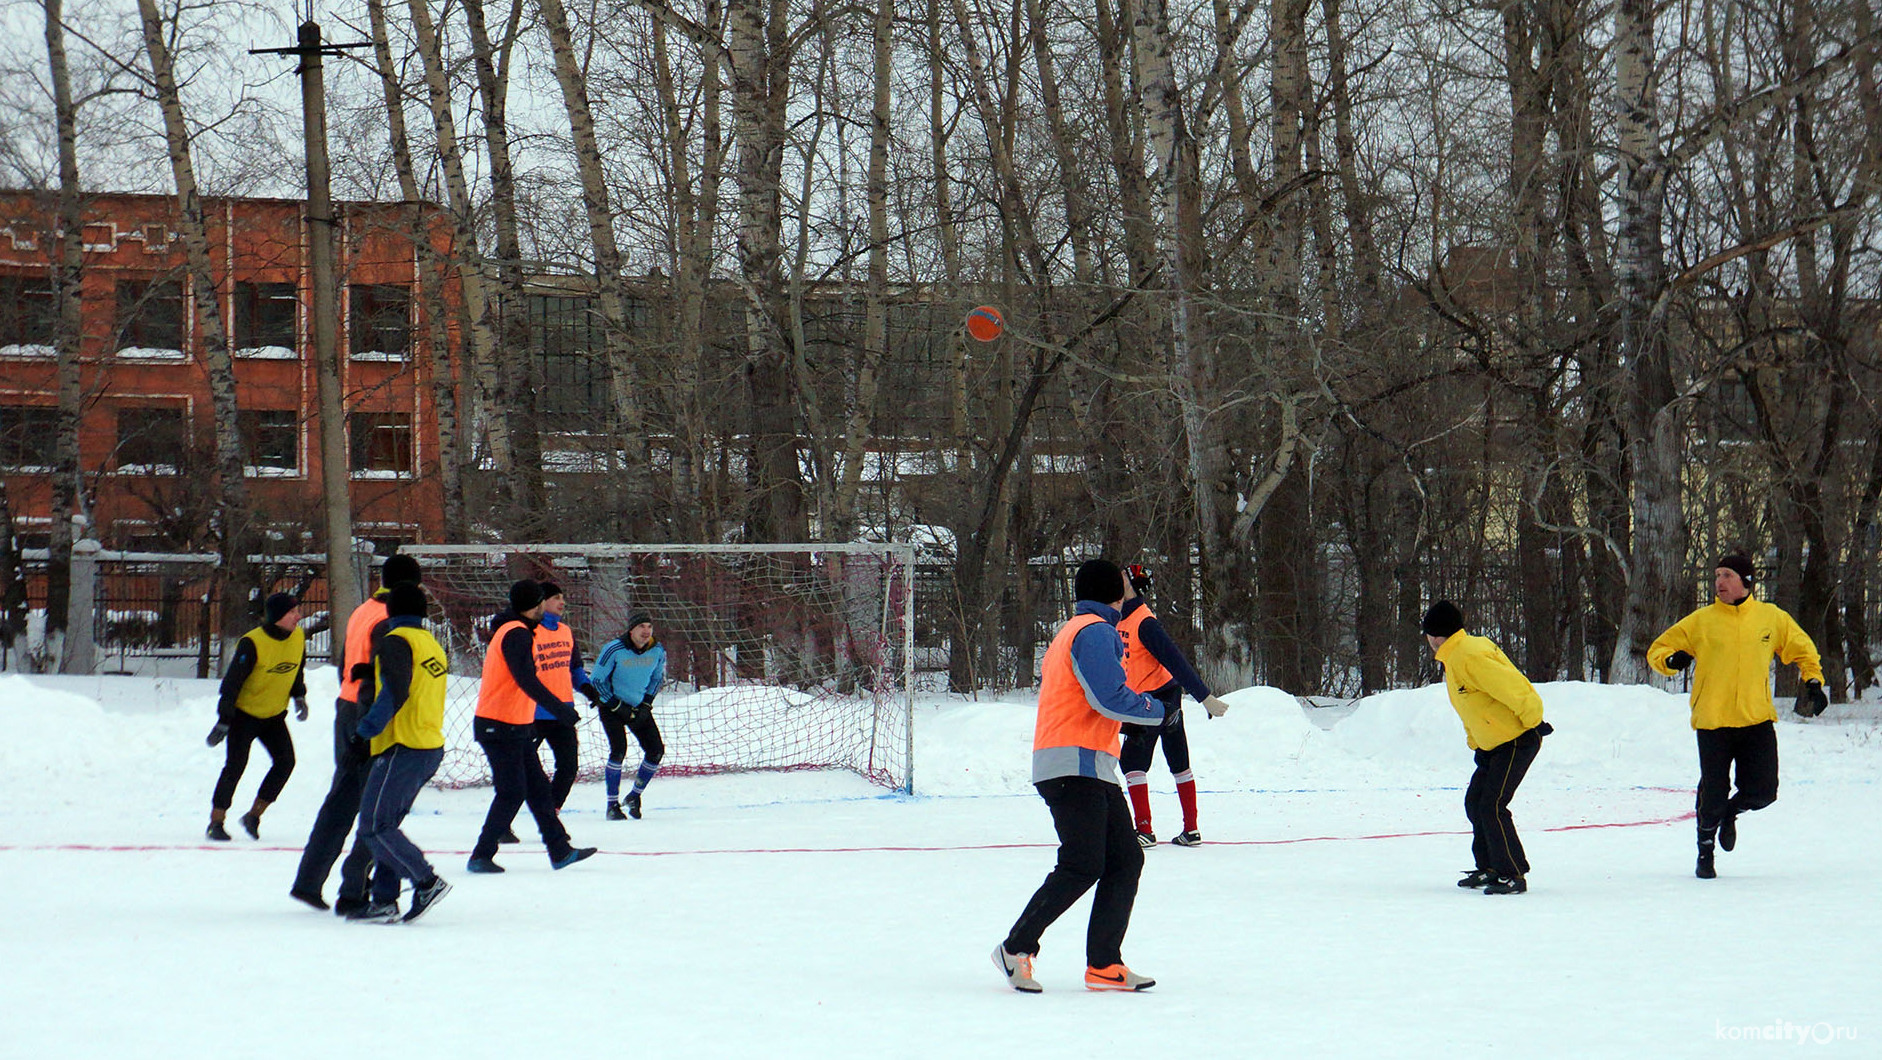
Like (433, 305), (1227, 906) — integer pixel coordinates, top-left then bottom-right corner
(397, 543), (918, 793)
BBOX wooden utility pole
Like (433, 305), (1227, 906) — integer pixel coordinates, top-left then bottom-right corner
(254, 22), (372, 661)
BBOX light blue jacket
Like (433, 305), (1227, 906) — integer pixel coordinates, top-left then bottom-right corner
(592, 638), (666, 706)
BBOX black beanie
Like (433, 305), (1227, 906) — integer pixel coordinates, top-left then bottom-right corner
(537, 580), (563, 601)
(264, 592), (299, 625)
(386, 582), (429, 619)
(1073, 559), (1125, 604)
(625, 612), (652, 635)
(1421, 600), (1464, 639)
(1718, 554), (1755, 586)
(508, 579), (543, 614)
(382, 553), (422, 587)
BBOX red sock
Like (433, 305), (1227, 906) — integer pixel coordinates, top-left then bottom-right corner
(1125, 773), (1153, 832)
(1174, 772), (1198, 832)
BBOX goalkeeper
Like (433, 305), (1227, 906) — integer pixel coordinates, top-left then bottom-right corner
(590, 613), (667, 820)
(1117, 565), (1233, 848)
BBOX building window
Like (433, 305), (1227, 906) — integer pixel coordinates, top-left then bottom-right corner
(116, 405), (188, 473)
(238, 409), (299, 472)
(0, 405), (58, 469)
(349, 412), (412, 475)
(115, 278), (185, 354)
(0, 276), (57, 351)
(349, 284), (410, 359)
(234, 281), (297, 354)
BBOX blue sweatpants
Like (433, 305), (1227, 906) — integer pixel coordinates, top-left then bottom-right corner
(356, 745), (444, 903)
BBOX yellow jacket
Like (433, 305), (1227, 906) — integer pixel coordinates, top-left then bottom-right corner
(1648, 597), (1823, 730)
(1433, 632), (1545, 750)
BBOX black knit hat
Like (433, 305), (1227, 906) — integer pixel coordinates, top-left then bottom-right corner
(537, 580), (564, 601)
(1421, 600), (1465, 639)
(386, 583), (429, 619)
(625, 612), (653, 635)
(508, 579), (544, 614)
(382, 553), (422, 587)
(264, 592), (299, 625)
(1073, 559), (1126, 604)
(1717, 554), (1755, 587)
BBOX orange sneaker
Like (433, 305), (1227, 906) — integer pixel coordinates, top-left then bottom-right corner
(1085, 964), (1156, 991)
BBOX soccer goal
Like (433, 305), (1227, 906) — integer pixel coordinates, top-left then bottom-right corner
(397, 543), (918, 793)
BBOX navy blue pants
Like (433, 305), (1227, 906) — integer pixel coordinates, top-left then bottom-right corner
(292, 698), (379, 901)
(357, 744), (444, 903)
(472, 719), (573, 863)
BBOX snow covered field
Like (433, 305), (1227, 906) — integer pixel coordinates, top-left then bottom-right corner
(1, 673), (1876, 1057)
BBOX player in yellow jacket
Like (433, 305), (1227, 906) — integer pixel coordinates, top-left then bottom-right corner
(1648, 554), (1824, 879)
(206, 593), (307, 841)
(1423, 601), (1551, 895)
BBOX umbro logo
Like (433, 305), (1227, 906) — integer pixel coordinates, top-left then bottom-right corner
(420, 658), (447, 678)
(266, 662), (297, 674)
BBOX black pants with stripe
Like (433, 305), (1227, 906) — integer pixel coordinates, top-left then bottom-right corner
(1004, 775), (1144, 967)
(1695, 721), (1778, 838)
(1464, 725), (1543, 879)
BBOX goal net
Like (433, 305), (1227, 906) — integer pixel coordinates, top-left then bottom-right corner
(397, 544), (916, 793)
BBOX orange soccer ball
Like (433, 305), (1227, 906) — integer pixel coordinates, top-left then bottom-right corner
(965, 305), (1005, 342)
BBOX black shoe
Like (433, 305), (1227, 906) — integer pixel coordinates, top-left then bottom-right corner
(333, 895), (371, 918)
(403, 877), (452, 922)
(498, 827), (520, 844)
(1170, 830), (1202, 847)
(1457, 869), (1494, 889)
(290, 888), (329, 911)
(626, 792), (643, 819)
(1697, 843), (1717, 879)
(552, 846), (599, 870)
(1718, 814), (1737, 852)
(239, 812), (262, 840)
(1135, 830), (1156, 849)
(206, 820), (231, 842)
(353, 901), (401, 924)
(466, 857), (505, 874)
(606, 801), (627, 821)
(1483, 874), (1527, 895)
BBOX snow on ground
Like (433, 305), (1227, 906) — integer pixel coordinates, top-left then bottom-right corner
(1, 673), (1877, 1057)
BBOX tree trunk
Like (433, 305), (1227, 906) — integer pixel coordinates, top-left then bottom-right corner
(44, 0), (84, 667)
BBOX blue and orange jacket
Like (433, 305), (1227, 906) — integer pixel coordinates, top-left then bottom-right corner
(1117, 598), (1212, 701)
(1032, 601), (1165, 784)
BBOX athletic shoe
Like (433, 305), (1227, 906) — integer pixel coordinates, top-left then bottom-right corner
(1170, 830), (1202, 847)
(498, 828), (520, 844)
(1085, 964), (1155, 991)
(466, 857), (506, 874)
(289, 888), (329, 911)
(991, 945), (1042, 993)
(1482, 874), (1527, 895)
(1696, 843), (1717, 879)
(1135, 830), (1156, 849)
(403, 877), (452, 922)
(239, 811), (262, 840)
(333, 896), (371, 918)
(626, 792), (643, 820)
(353, 902), (401, 924)
(552, 846), (599, 870)
(606, 801), (627, 821)
(1718, 814), (1737, 852)
(206, 820), (231, 842)
(1457, 869), (1494, 889)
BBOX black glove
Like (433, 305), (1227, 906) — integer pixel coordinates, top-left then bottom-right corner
(206, 722), (230, 747)
(1666, 650), (1694, 672)
(579, 684), (603, 707)
(1160, 703), (1183, 730)
(346, 730), (371, 759)
(1535, 721), (1554, 737)
(551, 700), (580, 726)
(293, 696), (309, 721)
(1794, 679), (1828, 718)
(350, 662), (373, 682)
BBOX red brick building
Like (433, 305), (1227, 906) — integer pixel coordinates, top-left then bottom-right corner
(0, 191), (455, 553)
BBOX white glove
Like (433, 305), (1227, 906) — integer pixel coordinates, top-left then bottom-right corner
(1202, 695), (1231, 718)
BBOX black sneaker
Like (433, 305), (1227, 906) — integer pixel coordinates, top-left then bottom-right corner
(1718, 814), (1737, 852)
(1135, 830), (1156, 849)
(1483, 874), (1527, 895)
(333, 895), (371, 918)
(239, 811), (262, 839)
(1697, 843), (1717, 879)
(290, 888), (329, 911)
(626, 792), (643, 820)
(353, 902), (401, 924)
(1170, 830), (1202, 847)
(498, 827), (520, 844)
(552, 846), (599, 870)
(1457, 869), (1495, 889)
(403, 877), (452, 922)
(466, 857), (505, 874)
(606, 801), (627, 821)
(206, 820), (231, 842)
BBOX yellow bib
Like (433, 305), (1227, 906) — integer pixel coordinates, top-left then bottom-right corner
(233, 626), (305, 718)
(371, 625), (449, 755)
